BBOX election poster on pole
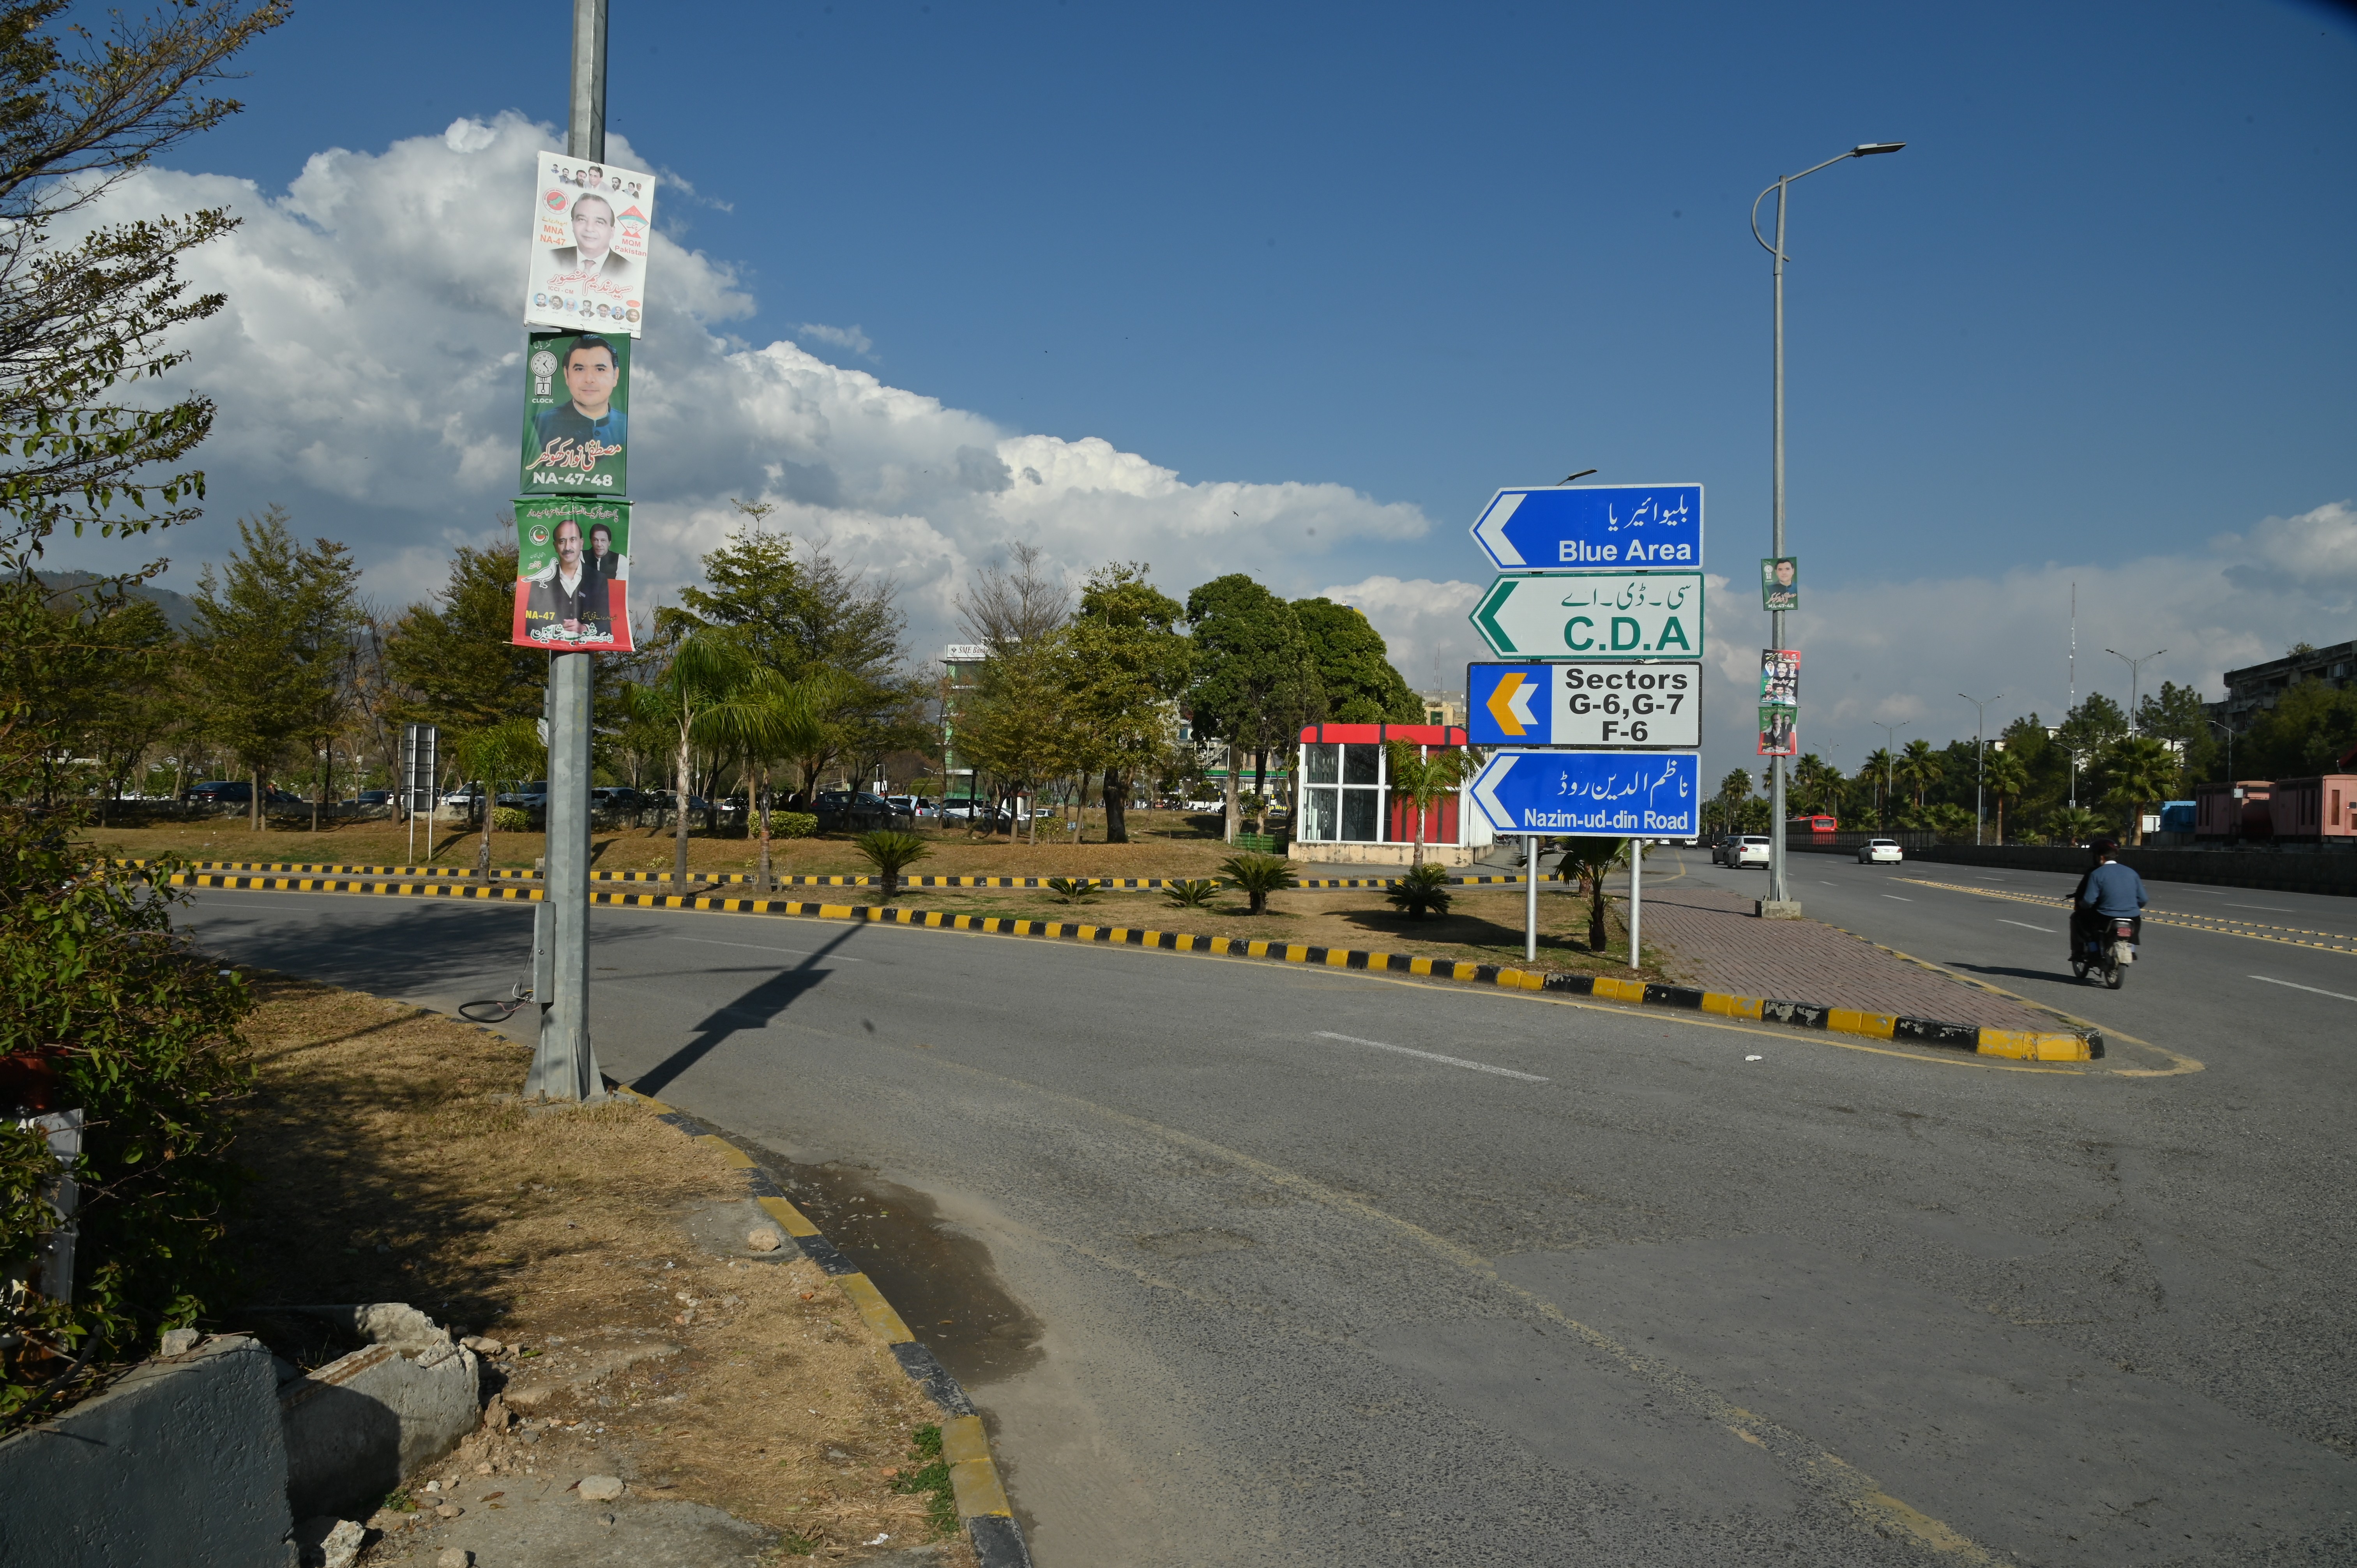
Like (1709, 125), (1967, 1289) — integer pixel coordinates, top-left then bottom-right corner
(519, 329), (629, 495)
(524, 151), (655, 337)
(510, 497), (633, 652)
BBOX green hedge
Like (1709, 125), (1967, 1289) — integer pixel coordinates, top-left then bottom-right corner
(490, 806), (532, 832)
(768, 811), (818, 839)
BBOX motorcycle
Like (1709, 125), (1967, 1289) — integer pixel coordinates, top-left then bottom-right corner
(2071, 914), (2140, 989)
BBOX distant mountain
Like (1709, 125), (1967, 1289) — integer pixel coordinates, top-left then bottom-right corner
(34, 570), (200, 633)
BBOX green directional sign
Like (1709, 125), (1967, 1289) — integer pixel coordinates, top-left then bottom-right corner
(1470, 571), (1705, 660)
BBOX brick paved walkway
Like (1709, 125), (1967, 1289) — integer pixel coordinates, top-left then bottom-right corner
(1636, 881), (2059, 1032)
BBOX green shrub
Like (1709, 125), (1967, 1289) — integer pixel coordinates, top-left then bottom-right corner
(1, 803), (253, 1433)
(1043, 876), (1097, 904)
(1216, 852), (1297, 915)
(1163, 878), (1219, 909)
(1384, 862), (1454, 920)
(768, 811), (818, 839)
(889, 1422), (959, 1538)
(489, 806), (531, 832)
(853, 829), (931, 898)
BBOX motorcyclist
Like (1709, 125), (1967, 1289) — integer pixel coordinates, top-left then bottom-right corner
(2070, 839), (2147, 959)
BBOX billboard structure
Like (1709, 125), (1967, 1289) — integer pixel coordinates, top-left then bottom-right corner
(510, 497), (633, 652)
(524, 151), (655, 337)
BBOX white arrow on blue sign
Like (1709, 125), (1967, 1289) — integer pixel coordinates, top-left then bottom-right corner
(1469, 484), (1703, 570)
(1468, 750), (1701, 837)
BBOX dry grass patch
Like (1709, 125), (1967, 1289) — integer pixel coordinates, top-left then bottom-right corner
(224, 976), (972, 1563)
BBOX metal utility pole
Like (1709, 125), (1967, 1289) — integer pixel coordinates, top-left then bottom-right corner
(2107, 646), (2166, 735)
(1958, 691), (2001, 846)
(525, 0), (608, 1104)
(1751, 139), (1903, 914)
(2208, 717), (2235, 783)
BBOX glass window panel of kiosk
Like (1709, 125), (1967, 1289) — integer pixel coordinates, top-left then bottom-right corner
(1342, 744), (1379, 784)
(1305, 743), (1339, 784)
(1302, 787), (1338, 841)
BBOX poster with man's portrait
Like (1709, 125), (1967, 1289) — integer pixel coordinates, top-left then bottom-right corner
(1757, 705), (1797, 757)
(525, 151), (655, 338)
(1760, 556), (1799, 611)
(519, 330), (629, 495)
(511, 497), (634, 652)
(1760, 647), (1800, 707)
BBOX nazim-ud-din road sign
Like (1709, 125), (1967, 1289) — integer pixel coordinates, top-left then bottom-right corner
(1468, 571), (1703, 660)
(1468, 484), (1702, 570)
(1468, 750), (1701, 836)
(1467, 662), (1702, 748)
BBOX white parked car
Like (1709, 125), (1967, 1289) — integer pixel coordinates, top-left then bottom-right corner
(1858, 838), (1904, 865)
(1732, 835), (1772, 868)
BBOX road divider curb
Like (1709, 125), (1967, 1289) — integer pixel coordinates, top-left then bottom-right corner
(610, 1085), (1034, 1568)
(166, 871), (2098, 1062)
(130, 858), (1530, 888)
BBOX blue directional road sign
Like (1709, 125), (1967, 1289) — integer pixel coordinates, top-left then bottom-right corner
(1467, 750), (1701, 837)
(1468, 483), (1703, 571)
(1467, 662), (1701, 749)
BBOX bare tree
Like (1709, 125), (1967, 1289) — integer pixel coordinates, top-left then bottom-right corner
(959, 540), (1070, 652)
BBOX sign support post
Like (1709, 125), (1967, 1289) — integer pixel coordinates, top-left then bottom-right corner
(526, 0), (608, 1104)
(1525, 838), (1539, 963)
(1628, 839), (1642, 970)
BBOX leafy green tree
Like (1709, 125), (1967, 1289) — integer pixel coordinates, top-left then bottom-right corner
(1065, 563), (1190, 843)
(2045, 803), (2101, 845)
(0, 0), (290, 581)
(695, 665), (832, 891)
(958, 629), (1079, 846)
(677, 505), (922, 802)
(2102, 735), (2182, 844)
(1894, 739), (1942, 810)
(448, 718), (542, 874)
(182, 509), (360, 830)
(2135, 681), (2216, 782)
(383, 537), (553, 735)
(625, 630), (761, 883)
(1984, 749), (2030, 843)
(1186, 575), (1319, 841)
(0, 578), (171, 811)
(2055, 692), (2129, 756)
(2240, 678), (2357, 778)
(1292, 598), (1419, 723)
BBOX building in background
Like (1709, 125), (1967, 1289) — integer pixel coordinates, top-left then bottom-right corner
(1416, 690), (1466, 729)
(2210, 640), (2356, 733)
(936, 644), (989, 805)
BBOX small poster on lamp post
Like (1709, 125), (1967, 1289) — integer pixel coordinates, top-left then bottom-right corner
(510, 497), (633, 652)
(525, 151), (655, 337)
(519, 329), (629, 495)
(1760, 648), (1800, 707)
(1760, 556), (1799, 611)
(1757, 705), (1797, 757)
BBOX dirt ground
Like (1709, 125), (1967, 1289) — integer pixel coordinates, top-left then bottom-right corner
(94, 809), (1253, 881)
(223, 976), (975, 1564)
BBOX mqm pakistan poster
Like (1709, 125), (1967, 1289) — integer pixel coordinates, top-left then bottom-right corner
(519, 329), (629, 495)
(525, 151), (655, 337)
(510, 498), (633, 652)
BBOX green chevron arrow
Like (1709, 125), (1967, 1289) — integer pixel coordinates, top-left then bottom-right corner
(1468, 571), (1705, 660)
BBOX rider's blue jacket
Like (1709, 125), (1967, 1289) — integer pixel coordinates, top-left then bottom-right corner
(2080, 861), (2148, 919)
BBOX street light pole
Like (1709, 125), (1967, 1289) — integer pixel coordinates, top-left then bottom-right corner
(525, 0), (608, 1104)
(1751, 139), (1903, 915)
(1958, 691), (2001, 846)
(2207, 718), (2234, 783)
(1873, 719), (1909, 824)
(2106, 646), (2166, 734)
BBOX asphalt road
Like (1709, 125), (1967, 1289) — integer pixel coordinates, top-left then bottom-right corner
(183, 880), (2357, 1566)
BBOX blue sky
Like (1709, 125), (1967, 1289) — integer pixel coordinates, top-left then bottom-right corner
(55, 0), (2357, 774)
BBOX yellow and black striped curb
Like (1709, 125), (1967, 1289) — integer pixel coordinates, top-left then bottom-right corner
(1896, 876), (2357, 957)
(613, 1086), (1032, 1568)
(164, 871), (2097, 1063)
(123, 858), (1534, 889)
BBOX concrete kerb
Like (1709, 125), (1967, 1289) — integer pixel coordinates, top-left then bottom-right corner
(124, 858), (1529, 890)
(159, 871), (2100, 1063)
(606, 1086), (1034, 1568)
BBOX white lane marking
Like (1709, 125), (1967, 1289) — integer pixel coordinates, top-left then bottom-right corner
(668, 936), (863, 961)
(1311, 1031), (1548, 1083)
(1998, 918), (2056, 933)
(1882, 894), (1912, 902)
(2228, 902), (2294, 913)
(2248, 975), (2357, 1004)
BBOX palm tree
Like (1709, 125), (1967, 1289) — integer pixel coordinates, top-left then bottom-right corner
(2102, 735), (2180, 845)
(1895, 739), (1942, 812)
(1984, 750), (2030, 844)
(696, 668), (835, 893)
(625, 630), (758, 885)
(1560, 835), (1626, 953)
(449, 718), (544, 876)
(1859, 749), (1894, 824)
(1384, 738), (1472, 864)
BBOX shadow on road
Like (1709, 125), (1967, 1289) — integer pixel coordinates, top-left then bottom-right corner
(631, 924), (862, 1096)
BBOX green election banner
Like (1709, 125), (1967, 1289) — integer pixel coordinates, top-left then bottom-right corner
(510, 496), (633, 652)
(520, 329), (629, 496)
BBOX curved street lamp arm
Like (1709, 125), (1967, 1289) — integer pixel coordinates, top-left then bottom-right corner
(1751, 149), (1883, 257)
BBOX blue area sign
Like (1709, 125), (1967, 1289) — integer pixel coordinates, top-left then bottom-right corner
(1468, 484), (1703, 570)
(1467, 750), (1701, 837)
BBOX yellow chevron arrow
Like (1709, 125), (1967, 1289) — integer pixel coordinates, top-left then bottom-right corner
(1485, 672), (1527, 737)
